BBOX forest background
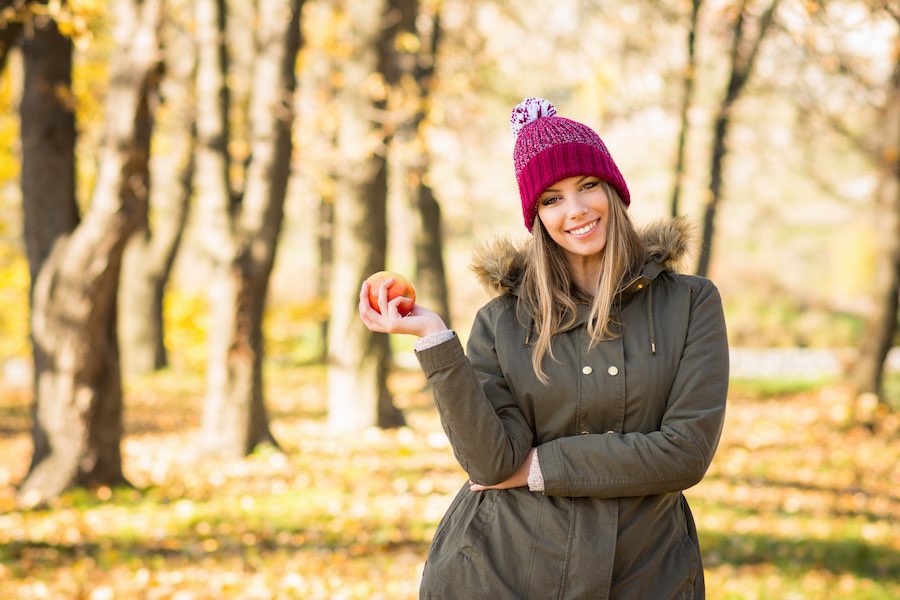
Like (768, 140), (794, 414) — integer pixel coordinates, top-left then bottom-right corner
(0, 0), (898, 598)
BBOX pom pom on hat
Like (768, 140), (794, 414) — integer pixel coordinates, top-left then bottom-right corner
(510, 98), (557, 138)
(510, 97), (631, 231)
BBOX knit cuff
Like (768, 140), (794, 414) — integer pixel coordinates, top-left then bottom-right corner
(414, 329), (456, 352)
(527, 450), (544, 492)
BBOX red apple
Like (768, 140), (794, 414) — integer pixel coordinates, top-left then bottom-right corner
(365, 271), (416, 316)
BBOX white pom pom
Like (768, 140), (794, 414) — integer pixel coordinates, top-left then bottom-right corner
(509, 97), (557, 137)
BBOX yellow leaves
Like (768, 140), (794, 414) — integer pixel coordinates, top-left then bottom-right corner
(201, 537), (219, 552)
(695, 384), (900, 596)
(394, 31), (420, 53)
(0, 67), (20, 187)
(163, 289), (209, 370)
(2, 364), (899, 597)
(365, 72), (388, 102)
(0, 245), (30, 361)
(29, 0), (105, 49)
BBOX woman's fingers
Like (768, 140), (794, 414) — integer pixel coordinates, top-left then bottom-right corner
(377, 277), (394, 315)
(359, 280), (369, 303)
(359, 278), (405, 334)
(358, 282), (386, 332)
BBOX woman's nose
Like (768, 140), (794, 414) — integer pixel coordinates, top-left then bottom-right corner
(567, 197), (588, 217)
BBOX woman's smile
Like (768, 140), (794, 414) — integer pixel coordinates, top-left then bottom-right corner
(567, 218), (600, 237)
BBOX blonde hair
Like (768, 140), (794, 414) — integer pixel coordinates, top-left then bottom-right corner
(519, 183), (645, 384)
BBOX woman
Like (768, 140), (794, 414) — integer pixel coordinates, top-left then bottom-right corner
(359, 98), (729, 599)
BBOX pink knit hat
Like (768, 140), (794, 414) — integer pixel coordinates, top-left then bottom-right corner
(511, 98), (630, 230)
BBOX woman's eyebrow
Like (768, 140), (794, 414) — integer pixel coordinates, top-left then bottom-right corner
(542, 176), (592, 194)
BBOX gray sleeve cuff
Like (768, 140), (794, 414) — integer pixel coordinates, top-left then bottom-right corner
(414, 329), (456, 351)
(527, 450), (544, 492)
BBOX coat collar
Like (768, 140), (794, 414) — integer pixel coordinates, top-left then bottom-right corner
(471, 216), (695, 299)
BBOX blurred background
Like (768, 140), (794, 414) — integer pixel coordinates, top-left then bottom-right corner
(0, 0), (898, 598)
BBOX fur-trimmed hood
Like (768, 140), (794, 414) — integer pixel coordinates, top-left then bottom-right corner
(471, 216), (696, 297)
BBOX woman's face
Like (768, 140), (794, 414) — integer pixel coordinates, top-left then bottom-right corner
(536, 175), (610, 261)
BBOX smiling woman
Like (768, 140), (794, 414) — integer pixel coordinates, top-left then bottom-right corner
(359, 97), (729, 599)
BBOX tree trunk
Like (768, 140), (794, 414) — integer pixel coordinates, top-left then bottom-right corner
(0, 0), (24, 74)
(119, 0), (195, 375)
(406, 0), (451, 326)
(327, 0), (407, 433)
(852, 50), (900, 408)
(20, 12), (78, 289)
(317, 193), (334, 362)
(696, 0), (780, 277)
(18, 0), (162, 507)
(20, 11), (79, 503)
(669, 0), (702, 219)
(381, 0), (451, 326)
(197, 0), (304, 457)
(413, 179), (451, 325)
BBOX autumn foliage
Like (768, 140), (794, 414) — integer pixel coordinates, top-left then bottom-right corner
(0, 366), (898, 598)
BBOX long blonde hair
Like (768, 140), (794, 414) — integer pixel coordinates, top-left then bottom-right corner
(519, 183), (645, 384)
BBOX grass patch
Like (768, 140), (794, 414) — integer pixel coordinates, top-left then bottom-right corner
(729, 375), (835, 398)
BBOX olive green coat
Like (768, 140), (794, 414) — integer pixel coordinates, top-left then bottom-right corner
(415, 219), (729, 599)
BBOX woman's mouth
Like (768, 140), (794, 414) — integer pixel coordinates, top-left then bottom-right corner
(568, 219), (599, 237)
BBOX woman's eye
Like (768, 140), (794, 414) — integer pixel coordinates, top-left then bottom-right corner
(582, 181), (599, 190)
(541, 196), (560, 206)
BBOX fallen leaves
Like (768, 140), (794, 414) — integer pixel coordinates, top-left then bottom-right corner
(0, 367), (898, 598)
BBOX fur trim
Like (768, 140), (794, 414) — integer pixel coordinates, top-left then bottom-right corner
(470, 237), (529, 296)
(470, 217), (696, 296)
(638, 215), (696, 272)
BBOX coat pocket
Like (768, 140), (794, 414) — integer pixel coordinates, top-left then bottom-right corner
(422, 489), (499, 598)
(429, 490), (557, 599)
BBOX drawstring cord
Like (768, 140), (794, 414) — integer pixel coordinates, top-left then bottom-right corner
(646, 283), (657, 355)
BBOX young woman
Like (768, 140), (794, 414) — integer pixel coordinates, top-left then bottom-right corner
(359, 98), (729, 599)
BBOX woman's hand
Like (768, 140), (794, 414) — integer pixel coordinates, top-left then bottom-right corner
(358, 279), (448, 338)
(469, 448), (536, 492)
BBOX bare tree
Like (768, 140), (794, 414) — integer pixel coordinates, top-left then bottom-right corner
(850, 12), (899, 409)
(407, 0), (451, 327)
(327, 0), (410, 433)
(18, 0), (163, 506)
(194, 0), (304, 457)
(119, 0), (195, 374)
(790, 1), (899, 409)
(670, 0), (703, 218)
(696, 0), (780, 277)
(302, 2), (342, 363)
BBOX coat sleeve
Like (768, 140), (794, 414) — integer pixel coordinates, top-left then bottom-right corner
(415, 302), (534, 485)
(538, 279), (729, 498)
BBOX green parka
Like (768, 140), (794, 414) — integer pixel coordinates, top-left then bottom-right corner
(414, 218), (729, 599)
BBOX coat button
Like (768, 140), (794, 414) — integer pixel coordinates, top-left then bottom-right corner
(607, 366), (619, 376)
(582, 366), (593, 375)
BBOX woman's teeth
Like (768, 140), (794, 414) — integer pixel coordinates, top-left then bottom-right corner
(569, 220), (596, 236)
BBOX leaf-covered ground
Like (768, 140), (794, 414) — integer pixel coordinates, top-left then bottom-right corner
(1, 366), (898, 599)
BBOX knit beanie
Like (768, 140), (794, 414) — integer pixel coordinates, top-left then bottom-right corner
(510, 97), (630, 231)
